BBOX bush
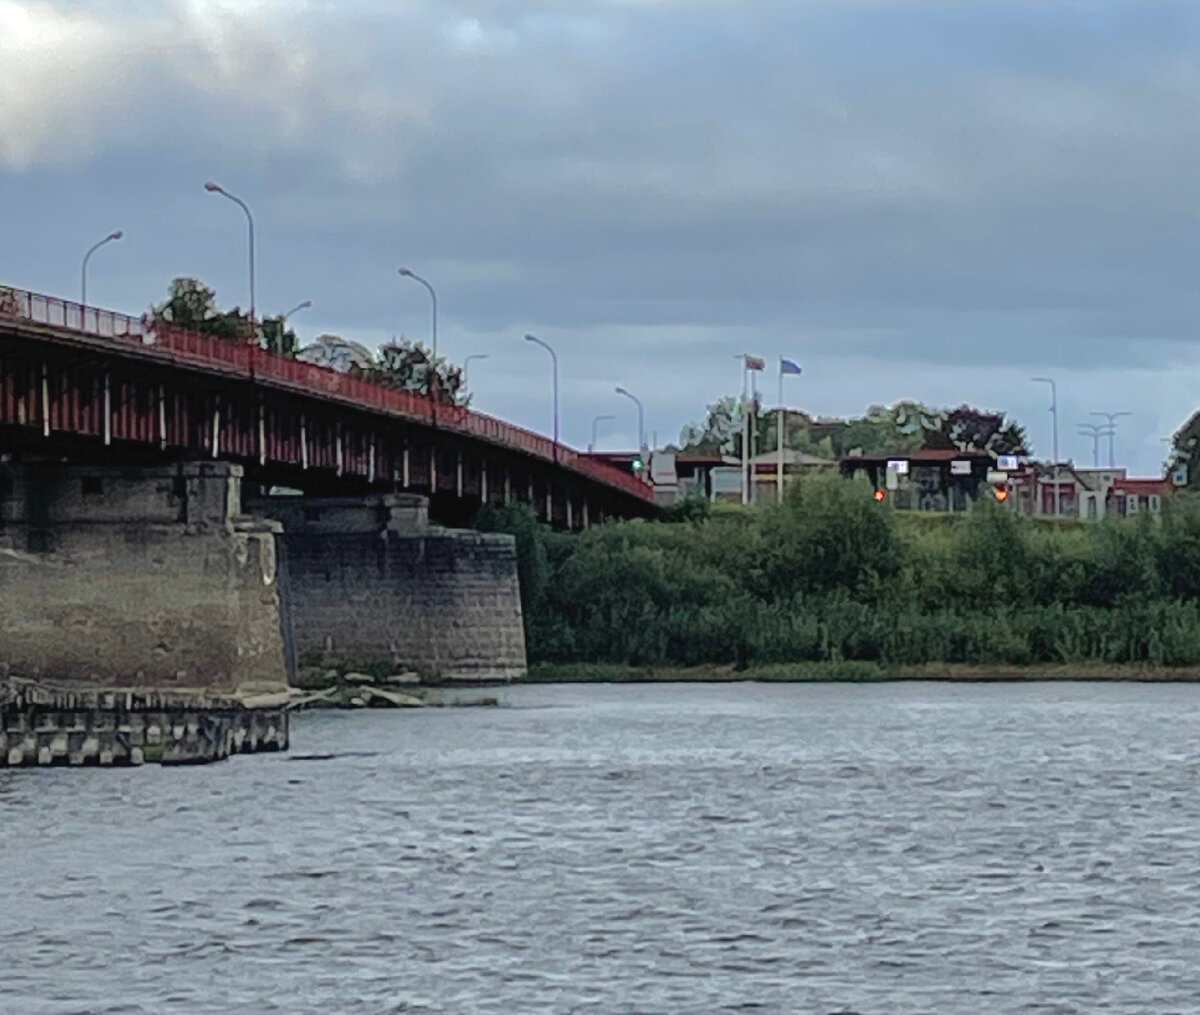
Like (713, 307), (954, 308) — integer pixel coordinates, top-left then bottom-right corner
(491, 482), (1200, 671)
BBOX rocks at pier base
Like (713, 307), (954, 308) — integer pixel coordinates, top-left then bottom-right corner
(0, 679), (288, 767)
(288, 667), (502, 710)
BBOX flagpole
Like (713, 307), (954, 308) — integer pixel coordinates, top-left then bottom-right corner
(749, 370), (758, 505)
(740, 358), (749, 506)
(777, 361), (785, 502)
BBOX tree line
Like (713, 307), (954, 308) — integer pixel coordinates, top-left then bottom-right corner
(679, 396), (1027, 460)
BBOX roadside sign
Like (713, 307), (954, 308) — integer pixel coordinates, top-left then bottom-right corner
(711, 467), (743, 495)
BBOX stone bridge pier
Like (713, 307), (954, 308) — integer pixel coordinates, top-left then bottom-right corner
(0, 461), (290, 766)
(247, 493), (527, 685)
(0, 465), (528, 768)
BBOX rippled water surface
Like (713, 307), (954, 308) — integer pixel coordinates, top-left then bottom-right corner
(5, 681), (1200, 1014)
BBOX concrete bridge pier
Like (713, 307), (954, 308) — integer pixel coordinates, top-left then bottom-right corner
(0, 461), (291, 766)
(248, 493), (527, 684)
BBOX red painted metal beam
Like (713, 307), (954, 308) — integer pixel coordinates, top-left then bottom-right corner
(0, 285), (656, 515)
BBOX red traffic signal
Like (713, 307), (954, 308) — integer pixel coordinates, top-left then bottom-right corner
(993, 484), (1009, 502)
(873, 489), (886, 502)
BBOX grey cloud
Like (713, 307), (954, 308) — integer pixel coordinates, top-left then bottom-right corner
(2, 0), (1199, 472)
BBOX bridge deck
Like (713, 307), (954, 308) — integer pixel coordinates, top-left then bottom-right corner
(0, 286), (655, 506)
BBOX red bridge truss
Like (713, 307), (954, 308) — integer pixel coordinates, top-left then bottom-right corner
(0, 286), (656, 526)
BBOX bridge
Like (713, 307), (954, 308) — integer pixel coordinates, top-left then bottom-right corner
(0, 286), (657, 528)
(0, 286), (655, 767)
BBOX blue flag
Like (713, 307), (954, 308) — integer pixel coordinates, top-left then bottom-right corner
(780, 358), (802, 375)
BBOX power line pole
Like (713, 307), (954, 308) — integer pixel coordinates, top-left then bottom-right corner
(1090, 411), (1132, 468)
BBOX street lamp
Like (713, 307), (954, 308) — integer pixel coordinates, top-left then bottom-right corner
(1091, 411), (1132, 468)
(1077, 422), (1113, 468)
(524, 333), (559, 449)
(590, 413), (615, 452)
(1032, 377), (1060, 516)
(282, 300), (311, 324)
(80, 230), (123, 306)
(204, 181), (256, 324)
(614, 385), (645, 452)
(463, 353), (489, 390)
(398, 268), (438, 360)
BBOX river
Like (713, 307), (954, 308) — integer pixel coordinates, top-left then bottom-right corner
(4, 681), (1200, 1014)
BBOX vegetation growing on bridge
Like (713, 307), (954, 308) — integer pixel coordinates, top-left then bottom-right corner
(480, 477), (1200, 674)
(151, 277), (299, 355)
(150, 277), (467, 404)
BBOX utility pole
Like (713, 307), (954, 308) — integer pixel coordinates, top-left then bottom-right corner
(1077, 422), (1112, 469)
(1032, 377), (1060, 516)
(1090, 411), (1132, 468)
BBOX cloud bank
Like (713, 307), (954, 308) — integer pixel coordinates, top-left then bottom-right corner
(2, 0), (1198, 470)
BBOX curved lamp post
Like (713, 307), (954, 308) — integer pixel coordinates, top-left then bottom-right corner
(398, 268), (438, 360)
(524, 333), (559, 449)
(614, 385), (645, 452)
(81, 230), (123, 306)
(281, 300), (311, 324)
(463, 353), (489, 390)
(590, 413), (615, 452)
(204, 181), (256, 324)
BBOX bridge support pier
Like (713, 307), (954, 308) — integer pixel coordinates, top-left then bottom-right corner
(0, 462), (291, 766)
(249, 493), (527, 684)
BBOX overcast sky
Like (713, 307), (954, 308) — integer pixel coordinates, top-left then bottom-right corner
(3, 0), (1199, 473)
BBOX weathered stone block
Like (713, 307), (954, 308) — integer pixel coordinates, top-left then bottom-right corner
(249, 494), (527, 683)
(0, 463), (289, 696)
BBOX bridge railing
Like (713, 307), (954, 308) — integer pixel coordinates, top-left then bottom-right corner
(0, 285), (655, 502)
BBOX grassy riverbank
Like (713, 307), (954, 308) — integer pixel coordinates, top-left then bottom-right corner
(524, 661), (1200, 683)
(477, 476), (1200, 676)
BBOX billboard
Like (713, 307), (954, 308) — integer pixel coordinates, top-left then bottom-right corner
(649, 451), (677, 485)
(710, 467), (744, 495)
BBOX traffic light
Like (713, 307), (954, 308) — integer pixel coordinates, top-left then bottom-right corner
(992, 482), (1009, 502)
(873, 489), (886, 502)
(631, 456), (644, 474)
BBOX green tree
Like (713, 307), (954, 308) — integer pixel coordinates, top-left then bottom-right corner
(357, 339), (465, 406)
(680, 394), (757, 454)
(684, 396), (1028, 459)
(752, 474), (902, 602)
(1168, 410), (1200, 489)
(150, 277), (302, 354)
(259, 316), (299, 356)
(150, 277), (252, 342)
(936, 405), (1027, 454)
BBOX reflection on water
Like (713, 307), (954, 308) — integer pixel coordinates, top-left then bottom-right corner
(4, 681), (1200, 1014)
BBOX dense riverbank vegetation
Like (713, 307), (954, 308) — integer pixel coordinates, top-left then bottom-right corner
(477, 477), (1200, 673)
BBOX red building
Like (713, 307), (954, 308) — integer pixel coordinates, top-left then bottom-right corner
(1108, 477), (1171, 517)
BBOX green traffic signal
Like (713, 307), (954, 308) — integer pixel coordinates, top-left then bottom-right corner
(631, 457), (644, 473)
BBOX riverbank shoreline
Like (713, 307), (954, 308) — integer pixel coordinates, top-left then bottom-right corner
(523, 661), (1200, 683)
